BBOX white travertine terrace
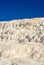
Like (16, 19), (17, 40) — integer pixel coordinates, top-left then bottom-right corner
(0, 18), (44, 65)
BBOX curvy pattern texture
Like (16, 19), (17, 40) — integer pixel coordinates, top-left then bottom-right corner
(0, 18), (44, 65)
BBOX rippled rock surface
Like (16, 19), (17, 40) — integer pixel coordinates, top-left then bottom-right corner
(0, 18), (44, 65)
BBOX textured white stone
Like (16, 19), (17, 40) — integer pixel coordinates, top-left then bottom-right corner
(0, 18), (44, 65)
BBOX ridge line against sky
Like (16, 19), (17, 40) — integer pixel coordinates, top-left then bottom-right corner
(0, 0), (44, 21)
(0, 17), (44, 22)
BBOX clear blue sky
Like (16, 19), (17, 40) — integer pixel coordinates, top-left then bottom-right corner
(0, 0), (44, 21)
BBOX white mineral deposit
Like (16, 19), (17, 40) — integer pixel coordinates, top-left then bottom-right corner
(0, 18), (44, 65)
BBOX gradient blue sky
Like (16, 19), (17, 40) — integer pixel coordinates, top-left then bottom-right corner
(0, 0), (44, 21)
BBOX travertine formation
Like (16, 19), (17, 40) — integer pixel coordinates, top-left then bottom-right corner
(0, 18), (44, 65)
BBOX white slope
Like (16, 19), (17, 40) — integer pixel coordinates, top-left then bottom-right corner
(0, 18), (44, 65)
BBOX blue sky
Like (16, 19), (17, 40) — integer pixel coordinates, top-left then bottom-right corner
(0, 0), (44, 21)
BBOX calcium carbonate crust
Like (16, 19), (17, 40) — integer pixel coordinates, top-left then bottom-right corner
(0, 18), (44, 65)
